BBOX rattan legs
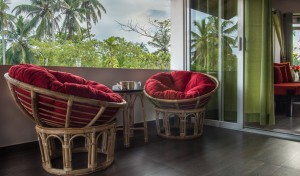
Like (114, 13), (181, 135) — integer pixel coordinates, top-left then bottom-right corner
(119, 92), (148, 147)
(35, 122), (116, 175)
(154, 107), (205, 140)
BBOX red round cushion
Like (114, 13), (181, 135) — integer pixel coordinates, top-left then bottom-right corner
(8, 64), (122, 102)
(145, 71), (216, 100)
(8, 64), (123, 127)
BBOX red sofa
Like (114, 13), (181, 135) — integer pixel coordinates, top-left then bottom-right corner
(274, 62), (300, 116)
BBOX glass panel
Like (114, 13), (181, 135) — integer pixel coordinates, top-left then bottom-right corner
(293, 29), (300, 65)
(190, 0), (238, 122)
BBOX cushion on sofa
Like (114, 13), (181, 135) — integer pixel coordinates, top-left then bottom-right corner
(274, 66), (283, 84)
(274, 62), (293, 83)
(278, 65), (288, 83)
(145, 71), (216, 100)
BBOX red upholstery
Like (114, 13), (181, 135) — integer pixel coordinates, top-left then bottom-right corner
(274, 66), (283, 84)
(274, 62), (293, 83)
(9, 64), (122, 102)
(145, 71), (216, 100)
(171, 71), (192, 91)
(274, 83), (300, 95)
(8, 64), (123, 127)
(273, 62), (300, 96)
(278, 65), (288, 83)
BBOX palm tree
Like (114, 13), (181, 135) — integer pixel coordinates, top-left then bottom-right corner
(6, 16), (35, 64)
(60, 0), (84, 40)
(207, 16), (238, 54)
(13, 0), (63, 40)
(191, 19), (210, 69)
(80, 0), (106, 40)
(191, 17), (237, 71)
(0, 0), (14, 64)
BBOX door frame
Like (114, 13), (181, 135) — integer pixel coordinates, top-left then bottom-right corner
(186, 0), (244, 130)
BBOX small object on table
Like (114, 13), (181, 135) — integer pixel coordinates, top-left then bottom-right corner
(113, 85), (148, 147)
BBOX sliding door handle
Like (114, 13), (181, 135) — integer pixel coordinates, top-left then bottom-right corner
(239, 37), (243, 51)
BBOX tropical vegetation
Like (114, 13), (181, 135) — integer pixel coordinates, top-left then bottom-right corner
(190, 16), (238, 71)
(0, 0), (14, 64)
(293, 30), (300, 65)
(0, 0), (171, 69)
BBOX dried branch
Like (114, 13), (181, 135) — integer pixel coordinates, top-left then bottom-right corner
(116, 20), (155, 39)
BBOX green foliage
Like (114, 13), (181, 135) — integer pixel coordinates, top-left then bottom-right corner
(31, 38), (101, 67)
(147, 19), (171, 54)
(293, 53), (300, 65)
(191, 16), (238, 72)
(80, 0), (106, 39)
(30, 36), (170, 69)
(2, 0), (171, 69)
(0, 0), (15, 64)
(6, 16), (35, 64)
(99, 37), (170, 69)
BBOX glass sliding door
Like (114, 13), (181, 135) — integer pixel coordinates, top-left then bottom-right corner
(189, 0), (243, 126)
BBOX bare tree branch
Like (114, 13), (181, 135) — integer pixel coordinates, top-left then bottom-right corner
(116, 18), (171, 53)
(116, 20), (154, 39)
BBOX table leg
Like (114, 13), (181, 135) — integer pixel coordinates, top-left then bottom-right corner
(123, 107), (130, 147)
(117, 91), (148, 147)
(129, 104), (134, 138)
(140, 94), (148, 143)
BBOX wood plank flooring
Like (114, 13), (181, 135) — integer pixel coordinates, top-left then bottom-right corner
(1, 122), (300, 176)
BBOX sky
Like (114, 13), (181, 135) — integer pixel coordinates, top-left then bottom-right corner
(9, 0), (170, 50)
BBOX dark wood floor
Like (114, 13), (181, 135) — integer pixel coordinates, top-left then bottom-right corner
(245, 104), (300, 134)
(1, 122), (300, 176)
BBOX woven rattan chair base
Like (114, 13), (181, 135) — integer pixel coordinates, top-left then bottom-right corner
(36, 122), (116, 175)
(154, 107), (205, 140)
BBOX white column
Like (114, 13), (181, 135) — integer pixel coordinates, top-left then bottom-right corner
(170, 0), (186, 70)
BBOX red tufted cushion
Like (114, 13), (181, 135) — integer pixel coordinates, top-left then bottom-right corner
(278, 65), (288, 83)
(9, 64), (122, 102)
(149, 72), (174, 87)
(274, 66), (283, 84)
(274, 62), (293, 83)
(145, 71), (216, 100)
(171, 71), (192, 91)
(9, 64), (57, 89)
(8, 64), (123, 127)
(184, 73), (216, 98)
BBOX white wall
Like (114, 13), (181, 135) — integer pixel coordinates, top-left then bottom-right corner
(0, 66), (162, 147)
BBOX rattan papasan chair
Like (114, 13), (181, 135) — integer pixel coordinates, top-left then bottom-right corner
(144, 71), (219, 139)
(4, 64), (126, 175)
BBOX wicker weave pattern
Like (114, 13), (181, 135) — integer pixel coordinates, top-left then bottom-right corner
(144, 73), (219, 139)
(154, 107), (205, 139)
(4, 73), (126, 175)
(4, 73), (126, 128)
(36, 122), (116, 175)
